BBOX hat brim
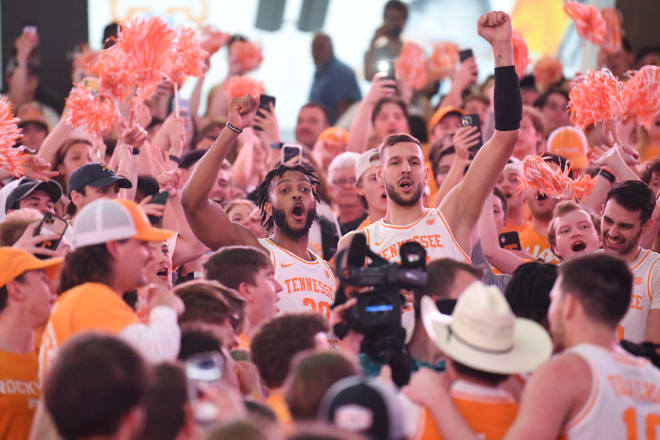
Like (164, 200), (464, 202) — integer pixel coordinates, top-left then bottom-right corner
(18, 120), (49, 132)
(134, 226), (176, 243)
(87, 176), (133, 190)
(27, 257), (63, 280)
(421, 297), (552, 374)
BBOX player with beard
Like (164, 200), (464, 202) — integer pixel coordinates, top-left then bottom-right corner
(601, 181), (660, 343)
(182, 97), (337, 322)
(340, 11), (521, 268)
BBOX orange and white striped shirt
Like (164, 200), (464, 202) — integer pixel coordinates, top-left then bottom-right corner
(416, 380), (519, 440)
(560, 344), (660, 440)
(259, 238), (337, 323)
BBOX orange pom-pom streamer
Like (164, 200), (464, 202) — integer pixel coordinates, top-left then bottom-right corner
(65, 85), (116, 137)
(199, 26), (231, 54)
(600, 8), (622, 54)
(395, 42), (429, 90)
(563, 1), (606, 45)
(72, 45), (99, 71)
(523, 155), (595, 200)
(169, 27), (209, 85)
(428, 42), (458, 81)
(512, 31), (530, 77)
(224, 76), (264, 102)
(0, 96), (25, 176)
(533, 56), (563, 89)
(229, 41), (263, 73)
(620, 66), (660, 130)
(568, 69), (620, 129)
(90, 46), (135, 102)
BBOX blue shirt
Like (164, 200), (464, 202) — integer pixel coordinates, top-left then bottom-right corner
(309, 56), (362, 124)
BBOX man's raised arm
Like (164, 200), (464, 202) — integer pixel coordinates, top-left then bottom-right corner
(181, 96), (261, 250)
(441, 11), (521, 252)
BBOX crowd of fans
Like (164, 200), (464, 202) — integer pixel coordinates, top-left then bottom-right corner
(0, 2), (659, 439)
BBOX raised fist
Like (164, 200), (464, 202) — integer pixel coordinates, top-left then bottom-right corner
(477, 11), (512, 46)
(227, 95), (258, 130)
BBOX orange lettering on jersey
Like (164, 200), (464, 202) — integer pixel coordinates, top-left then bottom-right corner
(607, 375), (660, 404)
(630, 295), (643, 311)
(634, 277), (643, 286)
(281, 277), (335, 300)
(376, 234), (446, 260)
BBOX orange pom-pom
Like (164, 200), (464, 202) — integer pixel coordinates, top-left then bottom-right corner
(619, 66), (660, 130)
(224, 76), (264, 102)
(533, 56), (563, 89)
(563, 1), (606, 45)
(428, 42), (459, 81)
(90, 46), (135, 101)
(229, 41), (263, 73)
(72, 45), (99, 71)
(568, 69), (620, 128)
(523, 155), (595, 200)
(395, 42), (429, 90)
(65, 84), (116, 137)
(600, 8), (622, 54)
(0, 96), (25, 176)
(199, 26), (231, 55)
(170, 27), (209, 84)
(512, 31), (530, 77)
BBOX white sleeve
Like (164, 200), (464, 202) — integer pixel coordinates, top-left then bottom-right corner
(118, 306), (180, 363)
(651, 259), (660, 309)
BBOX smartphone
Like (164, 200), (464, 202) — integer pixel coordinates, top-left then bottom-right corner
(499, 231), (522, 251)
(459, 48), (474, 62)
(22, 19), (38, 34)
(460, 113), (483, 157)
(34, 213), (68, 258)
(147, 191), (169, 224)
(282, 143), (302, 164)
(255, 94), (276, 131)
(186, 351), (224, 424)
(376, 59), (397, 88)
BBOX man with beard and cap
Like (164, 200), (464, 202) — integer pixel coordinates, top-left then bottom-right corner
(601, 180), (660, 344)
(182, 97), (337, 322)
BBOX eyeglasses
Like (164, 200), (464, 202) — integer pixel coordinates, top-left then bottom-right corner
(332, 178), (357, 187)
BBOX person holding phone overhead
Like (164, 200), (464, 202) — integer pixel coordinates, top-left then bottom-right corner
(182, 97), (337, 323)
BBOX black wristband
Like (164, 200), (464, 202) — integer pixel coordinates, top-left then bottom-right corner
(226, 122), (242, 134)
(494, 65), (522, 131)
(598, 168), (616, 183)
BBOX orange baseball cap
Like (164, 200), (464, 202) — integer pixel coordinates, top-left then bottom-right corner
(428, 106), (464, 134)
(72, 199), (175, 249)
(547, 126), (589, 170)
(318, 127), (349, 144)
(0, 247), (63, 288)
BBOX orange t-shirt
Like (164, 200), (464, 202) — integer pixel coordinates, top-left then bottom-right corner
(237, 333), (251, 351)
(418, 381), (519, 440)
(266, 391), (292, 427)
(39, 283), (140, 383)
(0, 350), (40, 440)
(517, 224), (559, 264)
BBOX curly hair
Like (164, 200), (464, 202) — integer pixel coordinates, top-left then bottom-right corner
(250, 313), (328, 389)
(59, 243), (114, 294)
(253, 163), (320, 231)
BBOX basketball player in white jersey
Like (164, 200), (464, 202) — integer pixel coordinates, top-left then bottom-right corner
(601, 181), (660, 344)
(405, 253), (660, 439)
(182, 97), (337, 321)
(338, 11), (521, 268)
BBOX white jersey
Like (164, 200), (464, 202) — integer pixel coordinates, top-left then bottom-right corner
(259, 238), (337, 323)
(360, 208), (471, 264)
(562, 344), (660, 440)
(620, 249), (660, 342)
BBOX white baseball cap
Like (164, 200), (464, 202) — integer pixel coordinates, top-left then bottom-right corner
(421, 281), (552, 374)
(355, 148), (381, 182)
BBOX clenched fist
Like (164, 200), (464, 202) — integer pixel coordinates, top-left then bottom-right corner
(227, 95), (259, 131)
(477, 11), (512, 46)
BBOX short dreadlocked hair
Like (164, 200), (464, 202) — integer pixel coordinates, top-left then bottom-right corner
(254, 163), (320, 231)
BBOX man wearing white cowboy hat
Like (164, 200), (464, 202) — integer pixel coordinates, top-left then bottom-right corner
(413, 280), (552, 439)
(406, 253), (660, 440)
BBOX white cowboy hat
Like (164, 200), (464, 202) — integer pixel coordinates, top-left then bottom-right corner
(421, 281), (552, 374)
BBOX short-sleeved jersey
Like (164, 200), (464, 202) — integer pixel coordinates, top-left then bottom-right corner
(517, 224), (560, 264)
(39, 282), (140, 383)
(259, 238), (337, 322)
(359, 208), (471, 264)
(619, 248), (660, 342)
(560, 344), (660, 440)
(417, 380), (519, 440)
(0, 350), (40, 440)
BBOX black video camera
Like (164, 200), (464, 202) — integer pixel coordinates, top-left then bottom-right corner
(333, 233), (427, 386)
